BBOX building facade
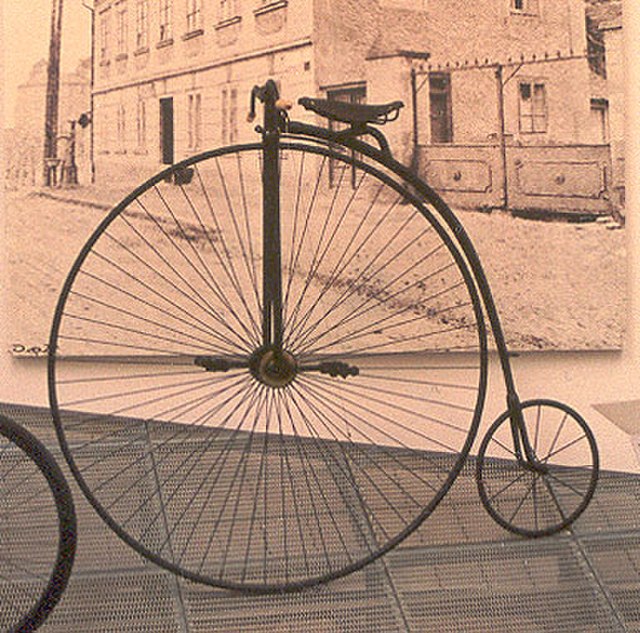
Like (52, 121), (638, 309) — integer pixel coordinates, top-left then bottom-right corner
(93, 0), (315, 182)
(92, 0), (620, 214)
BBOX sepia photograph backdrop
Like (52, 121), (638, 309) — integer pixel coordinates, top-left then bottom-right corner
(2, 0), (626, 354)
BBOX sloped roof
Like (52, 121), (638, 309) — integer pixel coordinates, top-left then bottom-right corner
(366, 8), (431, 60)
(586, 0), (623, 29)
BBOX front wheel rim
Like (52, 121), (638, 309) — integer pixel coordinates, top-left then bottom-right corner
(49, 142), (488, 591)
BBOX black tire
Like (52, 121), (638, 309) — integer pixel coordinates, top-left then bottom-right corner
(476, 399), (599, 537)
(0, 414), (76, 632)
(49, 141), (487, 592)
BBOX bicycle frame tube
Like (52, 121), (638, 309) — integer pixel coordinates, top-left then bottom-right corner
(284, 120), (540, 467)
(260, 82), (284, 349)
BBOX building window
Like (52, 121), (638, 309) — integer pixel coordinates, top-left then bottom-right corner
(220, 0), (237, 21)
(117, 104), (126, 152)
(327, 86), (366, 187)
(586, 16), (606, 78)
(187, 0), (202, 32)
(160, 0), (172, 41)
(230, 89), (237, 143)
(590, 98), (609, 143)
(116, 2), (128, 55)
(221, 89), (227, 143)
(510, 0), (539, 15)
(188, 93), (202, 150)
(97, 107), (110, 153)
(519, 81), (547, 133)
(99, 10), (111, 62)
(136, 0), (148, 49)
(429, 73), (453, 143)
(136, 98), (147, 150)
(221, 87), (238, 144)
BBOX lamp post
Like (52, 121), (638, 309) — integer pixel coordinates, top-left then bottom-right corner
(62, 120), (79, 185)
(43, 0), (65, 186)
(495, 64), (508, 210)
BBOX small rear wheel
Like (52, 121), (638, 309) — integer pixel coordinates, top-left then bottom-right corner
(476, 399), (598, 537)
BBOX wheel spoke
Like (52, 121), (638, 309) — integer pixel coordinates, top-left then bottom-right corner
(542, 476), (568, 523)
(545, 469), (591, 498)
(486, 469), (530, 503)
(291, 381), (431, 516)
(507, 474), (539, 525)
(543, 434), (588, 463)
(291, 239), (450, 353)
(111, 211), (252, 351)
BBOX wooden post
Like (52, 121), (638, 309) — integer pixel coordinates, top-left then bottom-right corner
(43, 0), (64, 186)
(86, 1), (95, 183)
(410, 66), (420, 175)
(65, 120), (79, 185)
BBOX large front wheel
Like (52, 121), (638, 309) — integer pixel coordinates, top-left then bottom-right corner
(49, 142), (487, 592)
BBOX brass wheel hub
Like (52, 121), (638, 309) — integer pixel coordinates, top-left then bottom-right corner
(250, 348), (297, 388)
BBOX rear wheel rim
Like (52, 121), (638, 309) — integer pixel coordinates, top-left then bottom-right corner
(476, 399), (599, 537)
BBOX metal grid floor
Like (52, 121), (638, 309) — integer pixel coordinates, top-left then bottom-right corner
(1, 402), (639, 632)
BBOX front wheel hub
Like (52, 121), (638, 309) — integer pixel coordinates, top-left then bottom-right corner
(250, 348), (297, 388)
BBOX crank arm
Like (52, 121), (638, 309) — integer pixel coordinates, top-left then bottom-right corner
(298, 361), (359, 379)
(194, 356), (249, 372)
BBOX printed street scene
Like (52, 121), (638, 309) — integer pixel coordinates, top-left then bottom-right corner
(4, 0), (625, 354)
(1, 5), (637, 630)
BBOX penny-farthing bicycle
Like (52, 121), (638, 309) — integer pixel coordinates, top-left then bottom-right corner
(48, 80), (598, 593)
(0, 414), (76, 631)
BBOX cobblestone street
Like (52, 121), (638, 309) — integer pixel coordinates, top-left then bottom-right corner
(6, 187), (626, 354)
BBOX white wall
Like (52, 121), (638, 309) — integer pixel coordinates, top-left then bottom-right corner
(1, 0), (638, 473)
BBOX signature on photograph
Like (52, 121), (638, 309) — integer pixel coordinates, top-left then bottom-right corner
(11, 343), (49, 357)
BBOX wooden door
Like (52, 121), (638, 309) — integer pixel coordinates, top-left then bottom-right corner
(429, 73), (453, 144)
(160, 97), (174, 165)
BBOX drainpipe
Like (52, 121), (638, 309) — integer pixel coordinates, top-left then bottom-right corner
(495, 64), (508, 210)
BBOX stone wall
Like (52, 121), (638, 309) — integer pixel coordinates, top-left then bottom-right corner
(418, 141), (612, 215)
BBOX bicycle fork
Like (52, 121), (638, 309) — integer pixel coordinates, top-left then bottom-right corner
(446, 206), (548, 474)
(246, 81), (359, 386)
(487, 294), (548, 475)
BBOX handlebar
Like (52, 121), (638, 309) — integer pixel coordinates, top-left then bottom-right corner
(247, 80), (292, 123)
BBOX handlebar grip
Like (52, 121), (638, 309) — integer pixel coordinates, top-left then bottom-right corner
(275, 99), (293, 111)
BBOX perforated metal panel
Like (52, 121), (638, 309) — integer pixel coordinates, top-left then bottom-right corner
(1, 402), (639, 632)
(182, 564), (402, 633)
(42, 572), (182, 633)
